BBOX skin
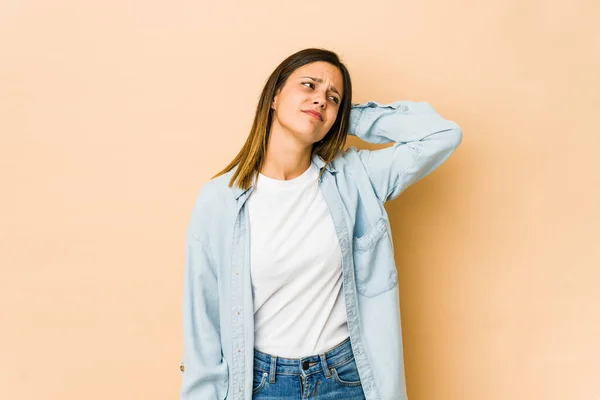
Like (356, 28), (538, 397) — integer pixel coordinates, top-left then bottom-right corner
(261, 61), (344, 181)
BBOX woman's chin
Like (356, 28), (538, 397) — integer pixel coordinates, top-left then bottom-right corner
(290, 128), (321, 145)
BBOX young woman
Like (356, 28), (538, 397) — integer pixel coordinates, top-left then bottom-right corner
(179, 48), (462, 400)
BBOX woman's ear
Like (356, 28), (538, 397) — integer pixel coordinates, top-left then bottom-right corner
(271, 88), (281, 110)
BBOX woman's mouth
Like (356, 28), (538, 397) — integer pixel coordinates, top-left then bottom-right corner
(302, 110), (323, 121)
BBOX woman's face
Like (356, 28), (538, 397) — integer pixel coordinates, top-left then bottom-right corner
(270, 61), (344, 147)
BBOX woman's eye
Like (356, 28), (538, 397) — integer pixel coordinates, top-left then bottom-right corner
(303, 82), (339, 104)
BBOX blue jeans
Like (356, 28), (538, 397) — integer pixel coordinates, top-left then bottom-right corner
(252, 336), (366, 399)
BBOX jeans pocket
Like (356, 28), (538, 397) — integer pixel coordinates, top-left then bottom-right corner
(330, 356), (362, 387)
(252, 370), (268, 395)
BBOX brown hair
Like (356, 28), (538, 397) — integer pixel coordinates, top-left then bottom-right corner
(212, 48), (353, 190)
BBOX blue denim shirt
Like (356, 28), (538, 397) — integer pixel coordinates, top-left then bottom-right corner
(180, 100), (462, 400)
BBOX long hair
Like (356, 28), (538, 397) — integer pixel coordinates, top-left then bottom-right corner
(212, 48), (353, 190)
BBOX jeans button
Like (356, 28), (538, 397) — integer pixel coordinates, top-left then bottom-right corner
(302, 360), (309, 370)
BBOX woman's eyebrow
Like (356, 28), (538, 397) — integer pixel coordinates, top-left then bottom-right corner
(299, 76), (341, 97)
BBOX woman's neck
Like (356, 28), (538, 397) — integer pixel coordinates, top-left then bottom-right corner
(261, 129), (313, 181)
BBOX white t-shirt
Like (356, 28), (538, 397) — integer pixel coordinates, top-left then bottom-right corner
(247, 162), (349, 358)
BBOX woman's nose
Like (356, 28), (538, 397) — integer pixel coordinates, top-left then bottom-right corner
(313, 94), (326, 107)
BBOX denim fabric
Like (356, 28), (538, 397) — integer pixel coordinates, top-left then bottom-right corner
(180, 101), (462, 400)
(252, 337), (365, 399)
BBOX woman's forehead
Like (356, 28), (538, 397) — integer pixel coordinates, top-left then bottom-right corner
(294, 62), (341, 79)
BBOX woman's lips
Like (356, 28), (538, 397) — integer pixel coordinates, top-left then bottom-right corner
(302, 110), (323, 121)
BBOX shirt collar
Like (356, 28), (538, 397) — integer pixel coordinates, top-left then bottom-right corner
(231, 153), (336, 200)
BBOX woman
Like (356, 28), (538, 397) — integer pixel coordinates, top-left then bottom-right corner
(180, 48), (462, 400)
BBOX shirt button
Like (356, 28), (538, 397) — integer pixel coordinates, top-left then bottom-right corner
(180, 365), (184, 372)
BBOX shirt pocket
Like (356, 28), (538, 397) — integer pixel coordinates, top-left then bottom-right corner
(352, 217), (398, 297)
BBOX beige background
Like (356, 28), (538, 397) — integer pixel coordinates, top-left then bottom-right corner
(1, 1), (599, 399)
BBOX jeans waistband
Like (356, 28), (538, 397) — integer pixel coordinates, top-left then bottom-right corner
(253, 336), (353, 376)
